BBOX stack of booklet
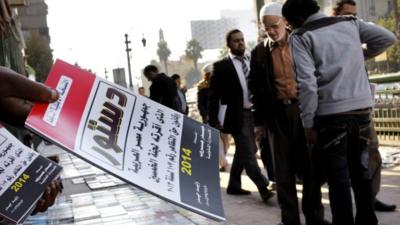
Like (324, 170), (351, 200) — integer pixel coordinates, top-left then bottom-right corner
(0, 126), (62, 225)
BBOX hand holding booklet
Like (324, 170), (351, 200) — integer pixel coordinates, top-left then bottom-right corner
(0, 125), (62, 225)
(25, 60), (225, 221)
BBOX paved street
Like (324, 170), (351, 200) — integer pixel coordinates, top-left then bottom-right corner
(25, 143), (400, 225)
(220, 146), (400, 225)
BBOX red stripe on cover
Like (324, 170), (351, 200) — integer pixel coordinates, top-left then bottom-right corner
(26, 59), (96, 150)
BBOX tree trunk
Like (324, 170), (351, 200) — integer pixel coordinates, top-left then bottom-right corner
(394, 0), (400, 38)
(193, 59), (198, 72)
(163, 60), (168, 74)
(254, 0), (264, 42)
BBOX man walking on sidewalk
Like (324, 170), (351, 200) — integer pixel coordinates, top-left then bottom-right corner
(208, 29), (274, 203)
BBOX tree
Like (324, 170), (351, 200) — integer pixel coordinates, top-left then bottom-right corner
(375, 7), (400, 73)
(218, 45), (229, 59)
(156, 40), (171, 74)
(246, 41), (256, 52)
(25, 33), (53, 82)
(185, 39), (203, 72)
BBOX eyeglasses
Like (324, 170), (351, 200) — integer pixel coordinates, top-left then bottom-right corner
(264, 19), (282, 31)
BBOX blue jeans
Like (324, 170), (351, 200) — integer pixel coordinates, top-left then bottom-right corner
(315, 112), (377, 225)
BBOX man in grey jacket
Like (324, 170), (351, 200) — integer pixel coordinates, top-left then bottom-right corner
(333, 0), (397, 213)
(282, 0), (397, 225)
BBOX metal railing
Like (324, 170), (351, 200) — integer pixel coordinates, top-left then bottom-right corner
(186, 86), (400, 146)
(374, 89), (400, 146)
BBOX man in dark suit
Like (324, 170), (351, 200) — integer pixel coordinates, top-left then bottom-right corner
(143, 65), (179, 111)
(208, 29), (273, 203)
(171, 74), (189, 115)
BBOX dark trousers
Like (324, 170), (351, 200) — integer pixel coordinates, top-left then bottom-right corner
(368, 119), (382, 198)
(259, 136), (275, 182)
(315, 112), (377, 225)
(228, 110), (269, 190)
(272, 103), (324, 225)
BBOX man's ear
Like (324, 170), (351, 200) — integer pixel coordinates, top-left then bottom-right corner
(282, 18), (289, 26)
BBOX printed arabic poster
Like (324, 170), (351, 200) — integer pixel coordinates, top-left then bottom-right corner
(0, 126), (62, 225)
(26, 59), (225, 221)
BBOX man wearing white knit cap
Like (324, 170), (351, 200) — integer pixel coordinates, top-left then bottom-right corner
(248, 2), (328, 225)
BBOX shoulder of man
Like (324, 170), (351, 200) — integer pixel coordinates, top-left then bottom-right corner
(292, 15), (357, 36)
(252, 40), (269, 57)
(212, 57), (231, 74)
(215, 56), (230, 65)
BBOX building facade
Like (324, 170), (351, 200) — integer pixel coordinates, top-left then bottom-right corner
(17, 0), (50, 43)
(191, 18), (239, 50)
(113, 68), (127, 88)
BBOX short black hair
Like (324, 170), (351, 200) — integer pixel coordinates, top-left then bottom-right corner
(282, 0), (320, 28)
(225, 29), (242, 46)
(143, 65), (158, 75)
(171, 74), (180, 81)
(333, 0), (356, 15)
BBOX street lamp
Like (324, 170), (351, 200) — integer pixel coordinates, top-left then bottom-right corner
(124, 33), (146, 90)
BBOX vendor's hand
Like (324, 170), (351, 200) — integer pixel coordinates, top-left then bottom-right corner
(304, 128), (317, 149)
(254, 126), (266, 141)
(31, 180), (62, 215)
(0, 67), (59, 126)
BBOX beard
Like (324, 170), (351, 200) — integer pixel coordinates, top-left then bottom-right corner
(230, 48), (245, 56)
(268, 31), (287, 44)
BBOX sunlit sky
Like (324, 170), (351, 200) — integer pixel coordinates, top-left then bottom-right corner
(46, 0), (255, 82)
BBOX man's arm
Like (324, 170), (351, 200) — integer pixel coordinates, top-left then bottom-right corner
(149, 79), (163, 103)
(357, 20), (397, 60)
(248, 44), (266, 128)
(197, 89), (208, 122)
(289, 35), (318, 129)
(0, 67), (58, 126)
(0, 67), (61, 217)
(208, 62), (222, 129)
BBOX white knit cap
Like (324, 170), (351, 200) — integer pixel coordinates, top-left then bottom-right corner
(259, 2), (283, 20)
(202, 63), (213, 74)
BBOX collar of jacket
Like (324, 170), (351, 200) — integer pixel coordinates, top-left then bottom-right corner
(228, 52), (250, 61)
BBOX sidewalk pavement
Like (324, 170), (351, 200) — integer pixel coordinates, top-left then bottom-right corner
(220, 146), (400, 225)
(26, 143), (399, 225)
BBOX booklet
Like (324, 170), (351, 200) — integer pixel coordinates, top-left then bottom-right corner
(0, 125), (62, 225)
(26, 59), (225, 221)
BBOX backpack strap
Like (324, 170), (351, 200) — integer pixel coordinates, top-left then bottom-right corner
(292, 16), (357, 36)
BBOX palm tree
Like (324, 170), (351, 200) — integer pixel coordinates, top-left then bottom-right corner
(185, 39), (203, 72)
(157, 40), (171, 74)
(218, 45), (229, 59)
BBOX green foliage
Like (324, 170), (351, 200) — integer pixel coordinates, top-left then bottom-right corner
(185, 39), (203, 71)
(25, 33), (53, 82)
(218, 45), (229, 59)
(375, 14), (400, 72)
(156, 40), (171, 73)
(246, 41), (256, 52)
